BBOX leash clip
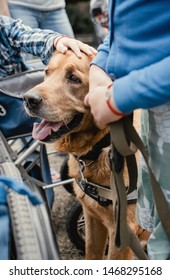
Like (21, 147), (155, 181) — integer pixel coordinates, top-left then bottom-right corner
(78, 159), (86, 180)
(77, 159), (88, 191)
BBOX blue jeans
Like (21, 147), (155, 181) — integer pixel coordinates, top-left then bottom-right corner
(9, 4), (74, 61)
(9, 4), (74, 37)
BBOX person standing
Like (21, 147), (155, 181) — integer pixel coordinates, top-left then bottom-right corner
(0, 0), (74, 37)
(85, 0), (170, 260)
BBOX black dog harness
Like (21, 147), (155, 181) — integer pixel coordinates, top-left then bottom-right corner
(73, 133), (137, 207)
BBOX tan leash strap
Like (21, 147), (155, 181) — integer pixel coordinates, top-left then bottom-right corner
(125, 154), (138, 195)
(110, 116), (170, 260)
(109, 142), (148, 260)
(109, 117), (138, 194)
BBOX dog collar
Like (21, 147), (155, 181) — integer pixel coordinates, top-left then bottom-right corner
(73, 133), (111, 162)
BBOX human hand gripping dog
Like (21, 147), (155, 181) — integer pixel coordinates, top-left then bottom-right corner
(84, 65), (126, 129)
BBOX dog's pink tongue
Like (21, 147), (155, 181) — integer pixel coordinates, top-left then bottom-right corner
(32, 120), (62, 140)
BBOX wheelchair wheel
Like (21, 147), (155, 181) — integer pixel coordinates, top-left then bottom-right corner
(8, 188), (60, 260)
(66, 200), (85, 254)
(2, 162), (60, 260)
(66, 200), (109, 257)
(0, 131), (60, 260)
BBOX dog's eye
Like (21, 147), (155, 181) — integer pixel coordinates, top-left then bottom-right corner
(68, 74), (81, 84)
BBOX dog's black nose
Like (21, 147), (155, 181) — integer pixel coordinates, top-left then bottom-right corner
(24, 92), (42, 110)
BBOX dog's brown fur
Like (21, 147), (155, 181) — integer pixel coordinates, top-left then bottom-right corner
(24, 51), (149, 259)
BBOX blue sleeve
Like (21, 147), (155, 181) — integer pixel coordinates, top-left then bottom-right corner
(91, 31), (110, 71)
(113, 56), (170, 114)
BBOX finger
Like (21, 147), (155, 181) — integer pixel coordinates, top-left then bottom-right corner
(84, 94), (90, 106)
(55, 38), (80, 56)
(56, 42), (68, 53)
(62, 40), (82, 58)
(93, 117), (106, 129)
(69, 42), (82, 58)
(77, 41), (97, 55)
(61, 47), (68, 54)
(89, 46), (97, 54)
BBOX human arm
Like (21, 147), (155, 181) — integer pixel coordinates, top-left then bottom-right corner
(0, 0), (11, 16)
(0, 16), (97, 65)
(85, 56), (170, 128)
(84, 33), (116, 128)
(114, 56), (170, 113)
(84, 79), (122, 129)
(92, 31), (110, 70)
(85, 32), (112, 93)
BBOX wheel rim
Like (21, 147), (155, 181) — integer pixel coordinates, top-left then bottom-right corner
(77, 212), (85, 241)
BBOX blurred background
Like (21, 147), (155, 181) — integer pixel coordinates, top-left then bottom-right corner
(66, 0), (98, 46)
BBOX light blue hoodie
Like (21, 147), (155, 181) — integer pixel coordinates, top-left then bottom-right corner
(93, 0), (170, 113)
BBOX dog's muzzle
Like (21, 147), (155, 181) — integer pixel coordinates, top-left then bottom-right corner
(24, 91), (42, 112)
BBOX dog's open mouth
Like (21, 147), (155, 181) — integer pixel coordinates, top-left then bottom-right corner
(32, 113), (83, 143)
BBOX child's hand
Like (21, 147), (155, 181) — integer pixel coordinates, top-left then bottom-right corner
(54, 36), (97, 58)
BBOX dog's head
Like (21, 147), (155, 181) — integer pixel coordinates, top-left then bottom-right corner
(24, 50), (109, 154)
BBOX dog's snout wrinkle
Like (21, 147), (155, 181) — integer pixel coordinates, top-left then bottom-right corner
(24, 91), (42, 110)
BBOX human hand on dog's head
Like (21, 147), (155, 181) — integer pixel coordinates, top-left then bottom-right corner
(54, 36), (97, 58)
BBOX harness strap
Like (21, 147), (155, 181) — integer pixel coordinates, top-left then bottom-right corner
(74, 147), (138, 207)
(110, 155), (148, 260)
(75, 178), (112, 206)
(110, 116), (170, 259)
(125, 154), (138, 195)
(109, 118), (148, 260)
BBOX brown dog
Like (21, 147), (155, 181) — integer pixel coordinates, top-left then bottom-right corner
(24, 51), (148, 259)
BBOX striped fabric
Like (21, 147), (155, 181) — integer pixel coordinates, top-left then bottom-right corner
(0, 16), (60, 77)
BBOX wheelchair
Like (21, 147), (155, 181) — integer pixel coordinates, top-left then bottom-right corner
(0, 65), (62, 259)
(0, 62), (86, 259)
